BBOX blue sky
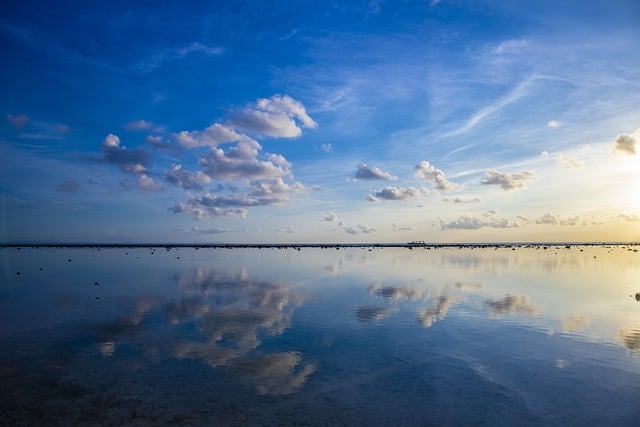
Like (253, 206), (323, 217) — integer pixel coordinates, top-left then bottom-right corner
(1, 0), (639, 243)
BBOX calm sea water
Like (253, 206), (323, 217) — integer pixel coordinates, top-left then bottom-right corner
(1, 245), (639, 425)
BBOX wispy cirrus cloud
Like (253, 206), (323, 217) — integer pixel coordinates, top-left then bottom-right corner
(135, 42), (224, 73)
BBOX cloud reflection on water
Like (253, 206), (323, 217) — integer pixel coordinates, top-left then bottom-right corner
(169, 268), (314, 394)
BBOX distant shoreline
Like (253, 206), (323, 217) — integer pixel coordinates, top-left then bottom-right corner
(1, 242), (638, 249)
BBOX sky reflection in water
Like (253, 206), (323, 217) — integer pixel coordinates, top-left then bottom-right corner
(1, 246), (639, 425)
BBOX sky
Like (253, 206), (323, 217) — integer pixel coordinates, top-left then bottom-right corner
(1, 0), (639, 244)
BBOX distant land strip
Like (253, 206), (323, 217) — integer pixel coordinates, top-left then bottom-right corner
(1, 242), (638, 249)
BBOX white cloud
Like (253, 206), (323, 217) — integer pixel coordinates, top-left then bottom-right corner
(547, 120), (561, 128)
(480, 170), (534, 191)
(441, 211), (517, 230)
(198, 140), (291, 181)
(145, 135), (174, 150)
(229, 95), (317, 138)
(249, 178), (305, 197)
(354, 163), (396, 181)
(175, 123), (251, 148)
(535, 213), (581, 226)
(612, 129), (638, 155)
(321, 143), (333, 153)
(101, 133), (149, 174)
(322, 212), (338, 222)
(165, 164), (212, 190)
(170, 198), (249, 220)
(138, 174), (162, 191)
(343, 224), (376, 234)
(367, 186), (420, 201)
(414, 161), (456, 191)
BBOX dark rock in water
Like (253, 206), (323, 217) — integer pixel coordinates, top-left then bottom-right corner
(94, 281), (100, 286)
(635, 293), (640, 301)
(16, 271), (20, 275)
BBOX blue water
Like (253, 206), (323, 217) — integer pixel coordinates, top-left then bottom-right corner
(1, 246), (639, 425)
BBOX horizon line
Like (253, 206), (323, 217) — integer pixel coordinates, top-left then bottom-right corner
(1, 241), (639, 249)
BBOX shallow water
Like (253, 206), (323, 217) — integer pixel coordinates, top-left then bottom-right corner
(1, 245), (639, 425)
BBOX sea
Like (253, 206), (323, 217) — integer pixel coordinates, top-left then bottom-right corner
(1, 244), (639, 425)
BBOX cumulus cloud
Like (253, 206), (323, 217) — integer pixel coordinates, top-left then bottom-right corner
(170, 181), (302, 219)
(145, 135), (175, 150)
(354, 163), (396, 181)
(612, 129), (638, 155)
(249, 178), (305, 197)
(7, 113), (29, 128)
(101, 133), (149, 174)
(175, 123), (251, 149)
(343, 224), (376, 234)
(165, 164), (212, 190)
(535, 213), (580, 226)
(414, 161), (456, 191)
(198, 140), (292, 181)
(441, 211), (518, 230)
(322, 212), (338, 222)
(480, 170), (534, 190)
(547, 120), (561, 128)
(229, 94), (317, 138)
(367, 186), (420, 201)
(171, 199), (249, 219)
(138, 174), (163, 191)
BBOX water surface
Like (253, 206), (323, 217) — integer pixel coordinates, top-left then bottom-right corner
(1, 245), (639, 425)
